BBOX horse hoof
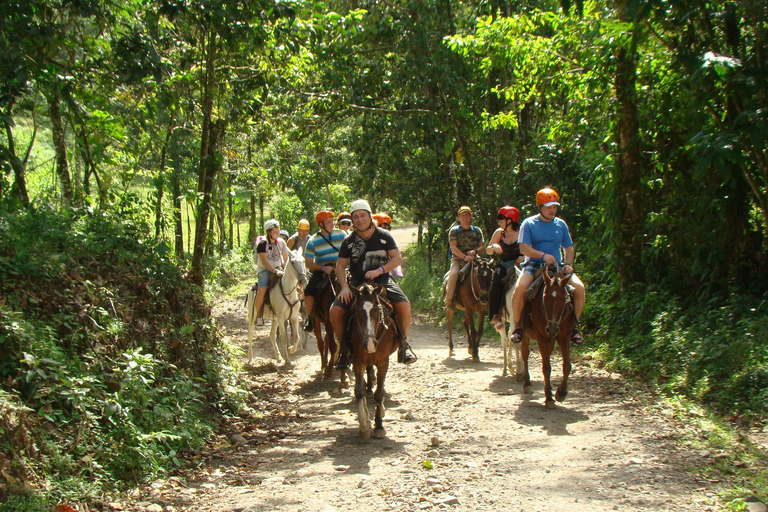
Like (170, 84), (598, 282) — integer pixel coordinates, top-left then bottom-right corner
(555, 390), (568, 402)
(472, 356), (480, 362)
(373, 428), (386, 439)
(545, 400), (556, 410)
(449, 350), (454, 357)
(360, 429), (371, 441)
(523, 385), (533, 394)
(288, 345), (298, 354)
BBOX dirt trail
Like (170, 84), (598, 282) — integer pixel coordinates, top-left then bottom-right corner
(134, 226), (725, 512)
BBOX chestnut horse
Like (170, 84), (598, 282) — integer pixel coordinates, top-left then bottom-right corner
(520, 265), (574, 409)
(444, 259), (493, 361)
(347, 282), (399, 441)
(310, 271), (342, 380)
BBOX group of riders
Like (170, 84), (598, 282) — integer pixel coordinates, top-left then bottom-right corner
(251, 187), (585, 368)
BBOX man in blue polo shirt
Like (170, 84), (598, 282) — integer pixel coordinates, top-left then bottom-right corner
(510, 187), (585, 344)
(302, 210), (347, 331)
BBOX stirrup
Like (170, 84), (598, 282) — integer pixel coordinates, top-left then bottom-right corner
(398, 343), (417, 365)
(570, 328), (584, 345)
(510, 327), (523, 343)
(335, 353), (349, 370)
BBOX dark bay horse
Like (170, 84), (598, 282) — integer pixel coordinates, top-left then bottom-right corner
(347, 282), (399, 441)
(310, 271), (342, 380)
(520, 265), (574, 409)
(444, 259), (493, 362)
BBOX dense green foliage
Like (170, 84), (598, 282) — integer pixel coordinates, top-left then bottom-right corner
(0, 204), (245, 506)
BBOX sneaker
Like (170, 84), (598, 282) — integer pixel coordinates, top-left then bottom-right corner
(398, 343), (417, 364)
(335, 353), (349, 370)
(571, 328), (584, 345)
(510, 327), (523, 343)
(255, 317), (265, 327)
(303, 317), (314, 332)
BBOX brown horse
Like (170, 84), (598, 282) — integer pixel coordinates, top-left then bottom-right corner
(444, 259), (493, 361)
(520, 265), (574, 409)
(310, 271), (342, 380)
(347, 282), (399, 441)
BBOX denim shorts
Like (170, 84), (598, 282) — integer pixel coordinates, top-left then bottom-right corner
(332, 278), (410, 310)
(257, 269), (272, 287)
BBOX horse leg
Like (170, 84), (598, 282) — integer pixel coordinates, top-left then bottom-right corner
(373, 358), (389, 439)
(540, 340), (555, 409)
(462, 313), (473, 356)
(366, 365), (375, 396)
(446, 307), (455, 357)
(522, 335), (533, 394)
(288, 315), (301, 354)
(514, 334), (525, 382)
(555, 337), (571, 403)
(270, 320), (284, 365)
(499, 320), (509, 377)
(474, 308), (486, 362)
(247, 319), (255, 364)
(354, 362), (371, 441)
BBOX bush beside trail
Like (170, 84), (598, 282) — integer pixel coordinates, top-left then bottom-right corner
(0, 206), (245, 509)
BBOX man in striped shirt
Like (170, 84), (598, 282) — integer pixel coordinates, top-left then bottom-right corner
(303, 210), (347, 331)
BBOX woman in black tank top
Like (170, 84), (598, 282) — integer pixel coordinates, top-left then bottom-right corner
(486, 206), (523, 329)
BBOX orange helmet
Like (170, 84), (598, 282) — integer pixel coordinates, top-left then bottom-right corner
(536, 187), (560, 206)
(337, 211), (352, 222)
(315, 210), (334, 225)
(373, 213), (392, 225)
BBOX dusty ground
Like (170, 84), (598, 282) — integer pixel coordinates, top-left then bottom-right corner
(131, 227), (733, 512)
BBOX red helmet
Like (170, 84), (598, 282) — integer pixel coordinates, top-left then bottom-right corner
(373, 213), (392, 225)
(497, 206), (519, 222)
(315, 210), (334, 225)
(536, 187), (560, 206)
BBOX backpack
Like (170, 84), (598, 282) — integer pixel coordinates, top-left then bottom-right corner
(447, 224), (482, 260)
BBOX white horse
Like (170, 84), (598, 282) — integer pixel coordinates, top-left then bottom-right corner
(494, 266), (524, 380)
(246, 248), (308, 365)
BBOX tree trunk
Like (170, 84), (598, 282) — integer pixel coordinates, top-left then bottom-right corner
(48, 90), (74, 206)
(615, 43), (644, 289)
(191, 119), (226, 284)
(2, 110), (31, 208)
(155, 116), (175, 241)
(249, 191), (257, 247)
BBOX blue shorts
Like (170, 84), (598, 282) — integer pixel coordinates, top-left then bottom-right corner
(257, 269), (272, 287)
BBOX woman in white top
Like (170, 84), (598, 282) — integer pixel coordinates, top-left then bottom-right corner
(253, 219), (291, 325)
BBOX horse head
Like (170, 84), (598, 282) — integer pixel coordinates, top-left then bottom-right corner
(474, 259), (493, 304)
(351, 283), (389, 354)
(287, 247), (308, 286)
(541, 266), (573, 339)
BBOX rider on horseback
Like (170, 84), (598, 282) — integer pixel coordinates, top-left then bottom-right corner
(287, 218), (311, 253)
(253, 219), (292, 326)
(373, 213), (403, 279)
(444, 206), (485, 309)
(337, 211), (353, 234)
(486, 206), (523, 330)
(302, 210), (346, 332)
(331, 199), (417, 368)
(510, 188), (585, 344)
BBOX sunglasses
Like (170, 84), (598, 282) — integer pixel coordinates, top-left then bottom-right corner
(379, 223), (391, 230)
(340, 221), (352, 226)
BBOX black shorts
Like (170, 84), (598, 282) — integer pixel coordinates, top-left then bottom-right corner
(332, 278), (410, 310)
(304, 271), (328, 298)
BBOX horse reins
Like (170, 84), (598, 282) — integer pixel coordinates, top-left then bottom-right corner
(277, 257), (306, 314)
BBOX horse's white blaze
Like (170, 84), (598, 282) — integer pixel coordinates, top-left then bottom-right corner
(363, 301), (376, 353)
(551, 290), (558, 298)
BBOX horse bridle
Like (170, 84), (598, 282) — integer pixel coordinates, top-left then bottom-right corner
(539, 265), (573, 340)
(277, 256), (307, 313)
(352, 293), (390, 348)
(469, 260), (490, 303)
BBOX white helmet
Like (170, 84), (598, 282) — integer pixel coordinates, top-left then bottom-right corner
(349, 199), (372, 214)
(264, 219), (279, 232)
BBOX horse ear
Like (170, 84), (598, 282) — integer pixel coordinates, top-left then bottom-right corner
(297, 246), (304, 257)
(560, 273), (572, 286)
(373, 283), (386, 298)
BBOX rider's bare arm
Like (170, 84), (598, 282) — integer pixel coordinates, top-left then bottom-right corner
(520, 242), (556, 265)
(385, 249), (402, 271)
(563, 246), (575, 267)
(336, 256), (350, 289)
(485, 229), (503, 255)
